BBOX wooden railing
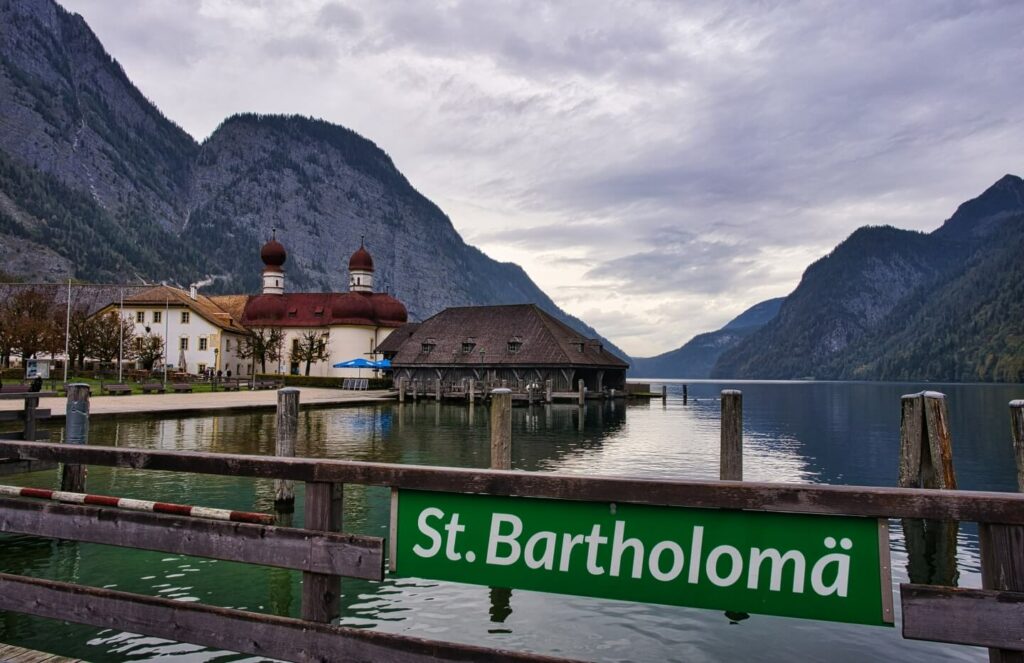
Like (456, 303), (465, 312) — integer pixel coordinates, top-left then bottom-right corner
(1, 438), (1024, 661)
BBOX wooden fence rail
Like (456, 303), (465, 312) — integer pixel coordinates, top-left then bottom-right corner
(3, 438), (1024, 661)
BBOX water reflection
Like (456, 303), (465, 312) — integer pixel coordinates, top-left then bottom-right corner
(2, 380), (1023, 661)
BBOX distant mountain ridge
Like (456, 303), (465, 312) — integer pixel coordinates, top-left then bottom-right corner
(630, 298), (783, 378)
(0, 0), (627, 360)
(711, 175), (1024, 382)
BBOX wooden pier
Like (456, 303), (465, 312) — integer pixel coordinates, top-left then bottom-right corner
(0, 390), (56, 477)
(0, 643), (82, 662)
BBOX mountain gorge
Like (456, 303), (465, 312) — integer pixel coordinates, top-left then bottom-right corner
(0, 0), (627, 358)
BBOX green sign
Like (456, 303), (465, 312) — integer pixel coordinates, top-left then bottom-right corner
(390, 490), (893, 626)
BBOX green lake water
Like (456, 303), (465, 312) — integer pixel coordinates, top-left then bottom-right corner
(1, 380), (1023, 662)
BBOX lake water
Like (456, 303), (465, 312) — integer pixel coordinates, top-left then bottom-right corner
(1, 380), (1023, 662)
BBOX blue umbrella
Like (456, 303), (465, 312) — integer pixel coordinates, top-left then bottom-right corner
(332, 358), (378, 369)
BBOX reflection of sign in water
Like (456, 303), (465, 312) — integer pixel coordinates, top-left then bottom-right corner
(391, 490), (892, 626)
(335, 410), (392, 438)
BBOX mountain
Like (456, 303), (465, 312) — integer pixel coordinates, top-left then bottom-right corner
(711, 175), (1024, 382)
(630, 298), (783, 378)
(0, 0), (627, 360)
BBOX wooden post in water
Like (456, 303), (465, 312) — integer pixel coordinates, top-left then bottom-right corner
(661, 384), (667, 403)
(398, 377), (405, 403)
(545, 379), (552, 403)
(23, 395), (39, 441)
(301, 481), (342, 622)
(274, 388), (298, 512)
(435, 378), (442, 402)
(720, 390), (742, 481)
(490, 388), (512, 470)
(1011, 400), (1024, 492)
(578, 379), (586, 406)
(898, 391), (958, 587)
(978, 400), (1024, 663)
(468, 380), (475, 403)
(683, 384), (688, 405)
(61, 384), (89, 492)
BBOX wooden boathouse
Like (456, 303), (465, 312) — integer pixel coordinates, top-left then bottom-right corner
(376, 305), (628, 397)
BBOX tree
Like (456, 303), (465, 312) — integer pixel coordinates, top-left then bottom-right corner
(2, 288), (59, 362)
(290, 330), (329, 376)
(237, 327), (285, 373)
(92, 311), (136, 363)
(136, 333), (164, 370)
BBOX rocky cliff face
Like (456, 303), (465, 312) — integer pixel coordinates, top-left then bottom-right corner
(711, 175), (1024, 381)
(0, 0), (627, 359)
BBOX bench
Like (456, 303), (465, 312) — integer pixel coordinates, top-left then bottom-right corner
(140, 383), (165, 394)
(341, 378), (369, 391)
(255, 380), (279, 390)
(221, 381), (240, 392)
(171, 383), (193, 393)
(103, 384), (132, 396)
(0, 385), (30, 394)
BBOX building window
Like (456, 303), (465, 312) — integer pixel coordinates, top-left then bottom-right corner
(507, 341), (522, 354)
(462, 341), (475, 354)
(135, 338), (144, 352)
(292, 339), (300, 355)
(180, 337), (189, 351)
(153, 311), (162, 324)
(225, 339), (231, 352)
(198, 363), (206, 374)
(136, 311), (145, 323)
(199, 337), (208, 351)
(574, 342), (584, 353)
(181, 311), (190, 324)
(421, 341), (435, 354)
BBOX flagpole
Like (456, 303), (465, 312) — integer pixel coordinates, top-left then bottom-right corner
(163, 297), (169, 386)
(63, 278), (71, 383)
(118, 288), (123, 382)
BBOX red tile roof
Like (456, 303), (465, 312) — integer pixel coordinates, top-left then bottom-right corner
(242, 292), (406, 328)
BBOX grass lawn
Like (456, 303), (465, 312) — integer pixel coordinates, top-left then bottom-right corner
(45, 376), (226, 396)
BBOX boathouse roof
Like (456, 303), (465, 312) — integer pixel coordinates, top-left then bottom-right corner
(379, 305), (628, 368)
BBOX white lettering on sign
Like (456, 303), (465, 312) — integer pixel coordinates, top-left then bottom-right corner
(410, 508), (855, 597)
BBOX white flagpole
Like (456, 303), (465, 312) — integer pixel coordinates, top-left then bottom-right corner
(163, 297), (169, 385)
(118, 288), (124, 382)
(63, 278), (71, 383)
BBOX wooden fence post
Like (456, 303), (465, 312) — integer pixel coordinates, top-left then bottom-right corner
(578, 379), (585, 406)
(61, 383), (89, 492)
(720, 390), (742, 481)
(274, 388), (298, 512)
(899, 391), (958, 587)
(977, 400), (1024, 663)
(490, 388), (512, 470)
(301, 481), (343, 622)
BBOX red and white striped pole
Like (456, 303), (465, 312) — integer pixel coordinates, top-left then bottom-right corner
(0, 485), (272, 525)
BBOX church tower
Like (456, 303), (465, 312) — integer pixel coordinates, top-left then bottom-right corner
(260, 230), (286, 295)
(348, 238), (374, 292)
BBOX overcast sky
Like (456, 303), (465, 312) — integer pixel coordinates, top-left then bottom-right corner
(61, 0), (1024, 356)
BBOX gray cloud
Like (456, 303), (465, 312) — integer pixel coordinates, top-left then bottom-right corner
(59, 0), (1024, 355)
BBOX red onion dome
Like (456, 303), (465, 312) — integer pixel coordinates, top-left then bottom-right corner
(261, 236), (287, 268)
(331, 293), (375, 320)
(349, 244), (374, 272)
(371, 295), (408, 325)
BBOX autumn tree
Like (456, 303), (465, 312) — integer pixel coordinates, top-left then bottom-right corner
(237, 327), (285, 373)
(136, 333), (164, 370)
(290, 330), (329, 376)
(2, 288), (59, 362)
(67, 307), (95, 370)
(92, 311), (136, 363)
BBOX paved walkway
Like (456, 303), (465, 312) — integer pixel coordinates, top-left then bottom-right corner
(0, 387), (394, 420)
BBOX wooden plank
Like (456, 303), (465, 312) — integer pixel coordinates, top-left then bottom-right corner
(923, 392), (957, 490)
(0, 643), (76, 662)
(0, 432), (50, 442)
(0, 496), (383, 580)
(3, 440), (1024, 523)
(0, 573), (577, 663)
(901, 584), (1024, 651)
(490, 389), (512, 471)
(0, 392), (56, 400)
(302, 481), (342, 622)
(898, 394), (924, 487)
(981, 523), (1024, 662)
(0, 409), (51, 422)
(274, 388), (298, 509)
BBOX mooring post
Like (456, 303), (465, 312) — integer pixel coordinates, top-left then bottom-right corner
(274, 388), (298, 512)
(899, 391), (959, 587)
(720, 390), (742, 481)
(661, 384), (667, 403)
(683, 384), (688, 405)
(1011, 400), (1024, 492)
(301, 481), (343, 622)
(398, 377), (405, 403)
(23, 394), (39, 441)
(469, 380), (475, 403)
(545, 379), (552, 403)
(578, 379), (586, 406)
(490, 388), (512, 470)
(976, 400), (1024, 663)
(61, 383), (89, 492)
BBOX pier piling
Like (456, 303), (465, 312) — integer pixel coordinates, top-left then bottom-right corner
(661, 384), (667, 403)
(61, 384), (89, 492)
(301, 480), (343, 622)
(490, 388), (512, 470)
(683, 384), (688, 405)
(578, 379), (585, 407)
(398, 377), (405, 403)
(274, 388), (298, 511)
(720, 390), (742, 481)
(1011, 400), (1024, 492)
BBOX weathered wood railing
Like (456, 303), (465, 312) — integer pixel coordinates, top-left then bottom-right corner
(1, 439), (1024, 661)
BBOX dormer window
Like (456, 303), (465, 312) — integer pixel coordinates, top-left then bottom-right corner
(574, 342), (584, 353)
(421, 340), (436, 354)
(507, 339), (522, 354)
(314, 306), (324, 318)
(288, 307), (297, 319)
(462, 339), (476, 354)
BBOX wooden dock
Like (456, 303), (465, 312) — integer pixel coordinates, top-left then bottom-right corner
(0, 643), (83, 662)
